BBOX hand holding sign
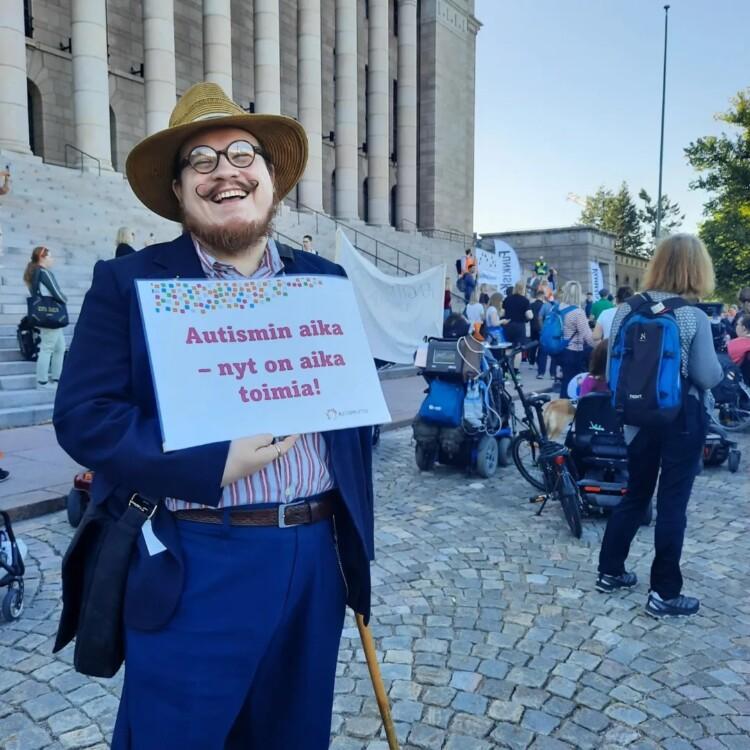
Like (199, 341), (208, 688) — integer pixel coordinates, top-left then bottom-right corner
(221, 434), (299, 487)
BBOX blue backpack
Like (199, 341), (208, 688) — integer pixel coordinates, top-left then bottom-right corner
(418, 379), (465, 427)
(540, 303), (575, 355)
(609, 293), (688, 427)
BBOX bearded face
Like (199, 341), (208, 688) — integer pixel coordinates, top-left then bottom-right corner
(172, 126), (277, 256)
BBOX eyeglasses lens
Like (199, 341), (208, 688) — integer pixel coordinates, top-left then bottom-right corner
(188, 141), (256, 173)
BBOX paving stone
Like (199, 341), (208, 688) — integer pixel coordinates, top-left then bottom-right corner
(490, 722), (535, 749)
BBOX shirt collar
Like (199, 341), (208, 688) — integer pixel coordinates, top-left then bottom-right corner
(191, 235), (284, 278)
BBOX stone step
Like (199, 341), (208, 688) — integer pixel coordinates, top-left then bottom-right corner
(0, 347), (25, 363)
(0, 403), (53, 429)
(0, 387), (54, 409)
(0, 372), (37, 390)
(0, 359), (36, 376)
(0, 302), (83, 315)
(0, 313), (79, 326)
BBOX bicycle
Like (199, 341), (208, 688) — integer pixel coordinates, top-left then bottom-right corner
(490, 342), (583, 538)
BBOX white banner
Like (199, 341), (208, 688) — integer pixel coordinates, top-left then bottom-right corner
(135, 276), (391, 451)
(590, 261), (604, 296)
(476, 240), (522, 289)
(336, 230), (444, 364)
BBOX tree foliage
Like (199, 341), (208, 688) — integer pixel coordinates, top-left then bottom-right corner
(579, 182), (645, 255)
(638, 189), (684, 246)
(685, 89), (750, 299)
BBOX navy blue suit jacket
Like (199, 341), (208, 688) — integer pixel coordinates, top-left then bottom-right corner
(54, 233), (374, 627)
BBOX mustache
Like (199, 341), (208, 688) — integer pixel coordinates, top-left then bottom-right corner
(195, 179), (259, 201)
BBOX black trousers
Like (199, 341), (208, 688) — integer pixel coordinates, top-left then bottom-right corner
(598, 397), (707, 599)
(559, 348), (588, 397)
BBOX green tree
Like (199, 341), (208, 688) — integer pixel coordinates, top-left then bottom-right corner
(579, 182), (644, 255)
(685, 88), (750, 298)
(638, 189), (684, 248)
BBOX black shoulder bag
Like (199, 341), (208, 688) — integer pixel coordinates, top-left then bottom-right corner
(53, 492), (157, 678)
(27, 268), (69, 329)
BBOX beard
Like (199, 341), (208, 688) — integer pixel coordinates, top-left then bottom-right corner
(182, 201), (278, 257)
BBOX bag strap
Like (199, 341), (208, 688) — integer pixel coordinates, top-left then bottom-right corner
(30, 267), (42, 298)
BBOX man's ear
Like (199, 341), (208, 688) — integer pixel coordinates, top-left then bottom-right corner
(172, 178), (182, 204)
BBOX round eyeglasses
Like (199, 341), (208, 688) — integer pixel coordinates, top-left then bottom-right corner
(177, 140), (269, 175)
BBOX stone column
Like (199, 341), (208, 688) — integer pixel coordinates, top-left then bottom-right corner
(334, 0), (358, 220)
(203, 0), (232, 97)
(297, 0), (323, 211)
(367, 0), (389, 226)
(71, 0), (112, 170)
(254, 0), (280, 114)
(0, 0), (30, 153)
(396, 0), (417, 228)
(143, 0), (176, 135)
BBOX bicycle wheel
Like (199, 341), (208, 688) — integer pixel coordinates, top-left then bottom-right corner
(718, 403), (750, 432)
(558, 471), (583, 539)
(512, 431), (546, 491)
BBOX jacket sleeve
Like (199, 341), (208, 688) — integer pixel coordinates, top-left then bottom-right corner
(688, 311), (724, 391)
(53, 260), (229, 504)
(38, 268), (67, 303)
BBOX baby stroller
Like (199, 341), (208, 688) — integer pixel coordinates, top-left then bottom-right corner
(565, 393), (653, 525)
(412, 336), (512, 478)
(0, 512), (26, 621)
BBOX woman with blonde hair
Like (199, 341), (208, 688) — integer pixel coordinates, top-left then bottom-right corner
(23, 246), (68, 388)
(557, 279), (593, 396)
(115, 227), (136, 258)
(597, 234), (722, 619)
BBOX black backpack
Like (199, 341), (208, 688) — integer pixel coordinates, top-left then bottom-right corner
(17, 316), (41, 362)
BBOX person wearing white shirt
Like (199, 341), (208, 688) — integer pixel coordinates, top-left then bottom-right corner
(593, 285), (633, 343)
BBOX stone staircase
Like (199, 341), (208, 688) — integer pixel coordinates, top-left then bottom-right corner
(0, 150), (465, 429)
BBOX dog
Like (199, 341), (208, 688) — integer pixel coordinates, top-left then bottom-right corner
(543, 398), (576, 440)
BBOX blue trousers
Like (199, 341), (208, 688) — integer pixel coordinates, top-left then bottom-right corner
(598, 397), (707, 598)
(112, 513), (347, 750)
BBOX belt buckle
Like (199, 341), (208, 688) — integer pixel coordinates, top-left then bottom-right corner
(277, 500), (305, 529)
(128, 493), (157, 520)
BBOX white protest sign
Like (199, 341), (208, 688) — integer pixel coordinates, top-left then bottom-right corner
(336, 231), (444, 364)
(136, 276), (391, 451)
(590, 261), (604, 296)
(477, 240), (522, 289)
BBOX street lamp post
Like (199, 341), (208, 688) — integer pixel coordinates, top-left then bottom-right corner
(655, 4), (670, 241)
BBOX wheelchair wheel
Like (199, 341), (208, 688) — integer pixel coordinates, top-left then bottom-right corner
(558, 472), (582, 539)
(1, 580), (24, 621)
(497, 436), (512, 467)
(415, 444), (436, 472)
(476, 435), (498, 478)
(512, 432), (546, 491)
(728, 449), (741, 473)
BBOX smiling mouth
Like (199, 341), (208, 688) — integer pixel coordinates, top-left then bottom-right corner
(212, 188), (253, 204)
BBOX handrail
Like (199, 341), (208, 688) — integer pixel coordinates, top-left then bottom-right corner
(397, 217), (418, 232)
(284, 197), (421, 276)
(274, 228), (406, 276)
(421, 226), (474, 247)
(64, 144), (101, 176)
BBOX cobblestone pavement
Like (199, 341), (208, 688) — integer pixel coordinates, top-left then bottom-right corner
(1, 426), (749, 750)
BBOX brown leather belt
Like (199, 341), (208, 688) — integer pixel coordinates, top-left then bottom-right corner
(173, 496), (334, 528)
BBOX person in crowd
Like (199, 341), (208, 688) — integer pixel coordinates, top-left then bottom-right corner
(728, 311), (750, 383)
(591, 288), (614, 321)
(115, 227), (137, 258)
(460, 248), (477, 304)
(733, 288), (750, 338)
(584, 291), (593, 319)
(443, 310), (470, 339)
(53, 82), (374, 749)
(23, 247), (68, 389)
(593, 285), (633, 343)
(302, 233), (319, 255)
(579, 339), (610, 397)
(534, 289), (553, 380)
(465, 287), (484, 329)
(501, 280), (532, 373)
(528, 287), (546, 368)
(443, 277), (453, 320)
(597, 234), (722, 619)
(558, 280), (593, 397)
(0, 166), (10, 259)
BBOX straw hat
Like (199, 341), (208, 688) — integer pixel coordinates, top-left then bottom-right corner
(125, 82), (308, 222)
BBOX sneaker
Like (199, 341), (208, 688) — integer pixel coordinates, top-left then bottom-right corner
(536, 374), (545, 380)
(0, 469), (9, 483)
(645, 592), (700, 619)
(36, 381), (55, 390)
(596, 571), (638, 593)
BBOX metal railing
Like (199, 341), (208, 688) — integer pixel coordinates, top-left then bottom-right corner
(274, 227), (406, 276)
(64, 144), (101, 176)
(397, 217), (419, 233)
(283, 197), (421, 277)
(421, 226), (474, 247)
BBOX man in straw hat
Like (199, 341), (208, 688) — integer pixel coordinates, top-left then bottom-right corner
(54, 82), (374, 749)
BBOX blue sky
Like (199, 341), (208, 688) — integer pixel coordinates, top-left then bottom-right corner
(473, 0), (750, 235)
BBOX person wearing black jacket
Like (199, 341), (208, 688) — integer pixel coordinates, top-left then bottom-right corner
(23, 246), (68, 388)
(114, 227), (137, 258)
